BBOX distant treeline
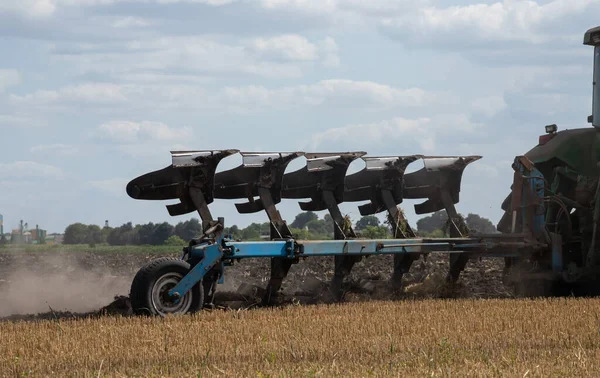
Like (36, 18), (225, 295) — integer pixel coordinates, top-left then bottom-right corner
(61, 210), (497, 246)
(63, 219), (203, 246)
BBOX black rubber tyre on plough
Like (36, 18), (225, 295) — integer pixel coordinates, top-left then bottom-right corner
(130, 257), (203, 316)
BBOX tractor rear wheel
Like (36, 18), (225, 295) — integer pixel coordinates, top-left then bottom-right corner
(130, 257), (203, 316)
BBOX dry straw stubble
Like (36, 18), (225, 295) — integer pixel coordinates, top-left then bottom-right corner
(2, 298), (600, 377)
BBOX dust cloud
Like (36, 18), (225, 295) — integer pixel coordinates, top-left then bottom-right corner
(0, 252), (132, 317)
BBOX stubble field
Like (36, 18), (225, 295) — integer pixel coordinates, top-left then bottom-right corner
(2, 299), (600, 377)
(1, 245), (600, 377)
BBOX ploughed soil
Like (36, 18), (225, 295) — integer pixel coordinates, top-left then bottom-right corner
(0, 248), (512, 321)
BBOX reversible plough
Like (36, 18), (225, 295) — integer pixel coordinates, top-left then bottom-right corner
(126, 152), (539, 315)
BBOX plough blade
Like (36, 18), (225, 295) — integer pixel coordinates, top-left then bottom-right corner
(126, 165), (190, 201)
(282, 152), (366, 211)
(214, 152), (304, 214)
(344, 155), (421, 215)
(403, 156), (481, 215)
(126, 149), (238, 219)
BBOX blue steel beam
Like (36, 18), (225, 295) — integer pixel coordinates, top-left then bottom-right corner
(167, 234), (533, 301)
(222, 238), (525, 259)
(222, 240), (295, 258)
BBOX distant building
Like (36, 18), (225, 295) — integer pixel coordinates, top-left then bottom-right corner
(9, 220), (48, 245)
(30, 225), (47, 244)
(11, 229), (28, 244)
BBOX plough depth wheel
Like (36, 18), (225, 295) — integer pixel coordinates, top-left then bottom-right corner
(130, 257), (203, 316)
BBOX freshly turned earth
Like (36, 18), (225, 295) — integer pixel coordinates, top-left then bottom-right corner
(0, 248), (511, 321)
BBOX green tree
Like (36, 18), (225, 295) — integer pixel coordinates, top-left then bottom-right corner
(241, 223), (263, 240)
(107, 222), (136, 245)
(174, 218), (203, 240)
(152, 222), (174, 245)
(355, 215), (380, 230)
(306, 219), (326, 234)
(224, 225), (242, 240)
(164, 235), (186, 246)
(416, 211), (448, 233)
(290, 227), (311, 240)
(290, 211), (318, 229)
(63, 223), (89, 244)
(64, 223), (107, 245)
(421, 229), (445, 238)
(465, 213), (496, 233)
(102, 225), (112, 241)
(360, 225), (390, 239)
(324, 214), (334, 228)
(259, 222), (271, 236)
(86, 224), (105, 244)
(137, 223), (156, 245)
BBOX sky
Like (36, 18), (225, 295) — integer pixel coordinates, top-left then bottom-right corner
(1, 0), (599, 234)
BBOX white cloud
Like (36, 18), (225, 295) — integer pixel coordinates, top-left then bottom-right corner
(247, 34), (340, 67)
(154, 0), (236, 4)
(498, 64), (591, 122)
(259, 0), (426, 16)
(0, 161), (64, 179)
(0, 70), (21, 92)
(10, 83), (129, 105)
(0, 0), (56, 19)
(471, 95), (507, 117)
(250, 34), (318, 61)
(111, 16), (151, 29)
(259, 0), (337, 14)
(97, 120), (193, 143)
(380, 0), (599, 47)
(1, 0), (424, 21)
(309, 117), (435, 152)
(114, 143), (192, 161)
(0, 114), (44, 128)
(317, 37), (339, 67)
(51, 34), (337, 79)
(339, 0), (431, 16)
(84, 178), (129, 196)
(307, 114), (481, 153)
(218, 79), (432, 111)
(472, 162), (500, 178)
(30, 144), (80, 156)
(0, 0), (237, 18)
(111, 72), (213, 84)
(10, 79), (435, 115)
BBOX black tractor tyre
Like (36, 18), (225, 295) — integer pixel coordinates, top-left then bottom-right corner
(130, 257), (203, 316)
